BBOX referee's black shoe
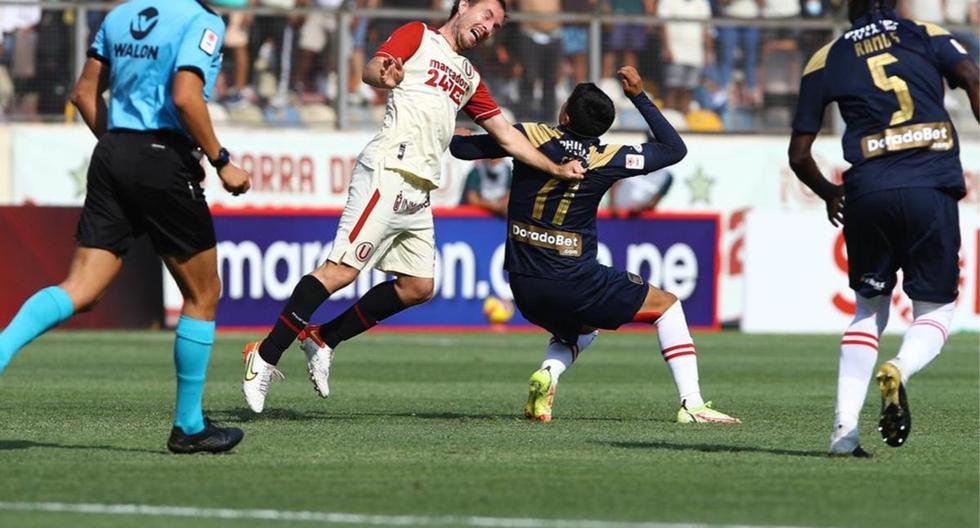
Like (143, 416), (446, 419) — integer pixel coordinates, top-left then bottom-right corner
(167, 417), (244, 454)
(876, 363), (911, 448)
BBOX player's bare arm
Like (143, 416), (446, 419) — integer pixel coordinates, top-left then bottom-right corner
(70, 58), (110, 139)
(363, 56), (405, 90)
(172, 71), (251, 196)
(479, 113), (585, 181)
(950, 59), (979, 122)
(788, 131), (844, 227)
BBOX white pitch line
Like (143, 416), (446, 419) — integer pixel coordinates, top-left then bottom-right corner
(0, 501), (819, 528)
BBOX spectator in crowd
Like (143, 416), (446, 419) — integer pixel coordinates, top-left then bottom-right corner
(249, 0), (301, 105)
(467, 25), (518, 104)
(460, 158), (513, 217)
(602, 0), (654, 79)
(371, 0), (438, 44)
(0, 3), (40, 117)
(347, 0), (377, 105)
(363, 0), (440, 104)
(562, 0), (596, 87)
(212, 0), (257, 106)
(903, 0), (980, 58)
(609, 167), (674, 217)
(659, 0), (713, 113)
(948, 0), (980, 58)
(758, 0), (801, 123)
(899, 0), (942, 21)
(715, 0), (761, 109)
(294, 0), (346, 102)
(515, 0), (563, 122)
(34, 9), (73, 116)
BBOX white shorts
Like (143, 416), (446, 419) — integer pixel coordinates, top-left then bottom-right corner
(299, 11), (336, 53)
(327, 161), (436, 278)
(225, 12), (250, 48)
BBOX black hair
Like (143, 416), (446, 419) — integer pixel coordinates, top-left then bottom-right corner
(848, 0), (897, 22)
(564, 83), (615, 138)
(450, 0), (508, 18)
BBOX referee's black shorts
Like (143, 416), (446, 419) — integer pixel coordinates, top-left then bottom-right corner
(77, 130), (217, 257)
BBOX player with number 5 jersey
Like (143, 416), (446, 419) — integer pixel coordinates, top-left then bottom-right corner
(241, 0), (586, 414)
(789, 0), (979, 456)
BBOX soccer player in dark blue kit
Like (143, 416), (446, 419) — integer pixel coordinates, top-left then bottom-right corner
(789, 0), (979, 456)
(0, 0), (253, 453)
(451, 67), (740, 424)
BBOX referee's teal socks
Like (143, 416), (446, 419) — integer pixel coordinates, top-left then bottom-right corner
(0, 286), (74, 374)
(173, 316), (215, 435)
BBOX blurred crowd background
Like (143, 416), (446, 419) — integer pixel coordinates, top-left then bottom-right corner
(0, 0), (977, 134)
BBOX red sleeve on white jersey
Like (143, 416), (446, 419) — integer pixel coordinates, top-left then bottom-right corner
(375, 22), (426, 63)
(463, 80), (502, 122)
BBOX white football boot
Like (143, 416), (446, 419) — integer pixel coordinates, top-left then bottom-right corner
(242, 341), (285, 413)
(828, 421), (873, 458)
(298, 325), (334, 398)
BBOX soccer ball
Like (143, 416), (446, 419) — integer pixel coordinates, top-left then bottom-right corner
(482, 296), (514, 324)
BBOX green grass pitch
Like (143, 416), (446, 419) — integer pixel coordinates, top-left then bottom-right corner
(0, 330), (976, 528)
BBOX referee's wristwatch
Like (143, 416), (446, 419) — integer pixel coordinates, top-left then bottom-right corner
(208, 147), (231, 171)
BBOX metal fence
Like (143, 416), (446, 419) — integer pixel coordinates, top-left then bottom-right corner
(0, 1), (977, 133)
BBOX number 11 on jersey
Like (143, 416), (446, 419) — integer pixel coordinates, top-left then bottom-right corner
(533, 179), (580, 226)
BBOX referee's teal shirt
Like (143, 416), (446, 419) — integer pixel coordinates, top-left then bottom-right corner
(88, 0), (225, 135)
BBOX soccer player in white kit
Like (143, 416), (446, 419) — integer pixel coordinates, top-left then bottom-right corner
(242, 0), (586, 413)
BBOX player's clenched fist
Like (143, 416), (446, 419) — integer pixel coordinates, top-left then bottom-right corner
(555, 159), (586, 181)
(219, 164), (252, 196)
(618, 66), (644, 98)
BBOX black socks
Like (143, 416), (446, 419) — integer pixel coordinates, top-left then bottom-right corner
(319, 280), (407, 349)
(259, 275), (330, 364)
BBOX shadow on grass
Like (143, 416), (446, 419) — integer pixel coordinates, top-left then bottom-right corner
(212, 408), (640, 423)
(604, 440), (827, 458)
(211, 408), (514, 422)
(0, 439), (161, 454)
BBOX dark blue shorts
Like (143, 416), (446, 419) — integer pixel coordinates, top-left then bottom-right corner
(509, 266), (648, 346)
(844, 187), (960, 303)
(606, 24), (647, 52)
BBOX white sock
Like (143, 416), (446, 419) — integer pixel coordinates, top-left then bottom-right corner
(540, 331), (598, 385)
(655, 302), (703, 407)
(889, 301), (954, 384)
(831, 294), (888, 450)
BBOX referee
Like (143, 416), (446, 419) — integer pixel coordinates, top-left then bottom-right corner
(0, 0), (250, 453)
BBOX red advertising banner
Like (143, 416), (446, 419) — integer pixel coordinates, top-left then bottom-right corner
(0, 207), (163, 329)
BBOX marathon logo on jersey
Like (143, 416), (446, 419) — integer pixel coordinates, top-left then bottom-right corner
(861, 121), (955, 159)
(426, 60), (472, 105)
(509, 221), (582, 257)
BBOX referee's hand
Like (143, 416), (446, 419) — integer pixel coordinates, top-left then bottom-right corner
(218, 163), (252, 196)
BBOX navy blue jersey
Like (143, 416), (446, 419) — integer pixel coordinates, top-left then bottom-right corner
(450, 92), (686, 279)
(88, 0), (225, 134)
(792, 13), (971, 199)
